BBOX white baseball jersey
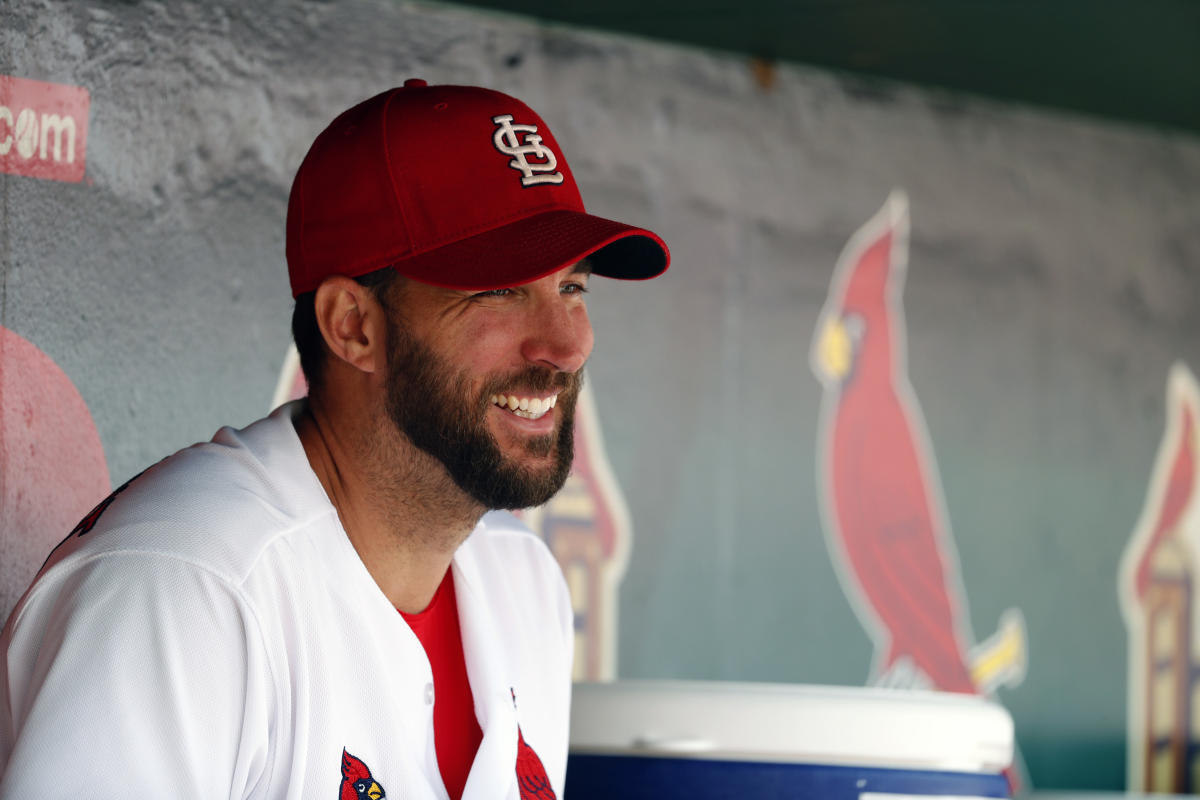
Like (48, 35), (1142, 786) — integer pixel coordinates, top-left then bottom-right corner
(0, 401), (573, 799)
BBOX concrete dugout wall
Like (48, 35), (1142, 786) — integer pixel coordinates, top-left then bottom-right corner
(3, 0), (1200, 791)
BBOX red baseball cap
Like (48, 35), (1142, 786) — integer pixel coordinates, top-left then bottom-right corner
(286, 80), (670, 297)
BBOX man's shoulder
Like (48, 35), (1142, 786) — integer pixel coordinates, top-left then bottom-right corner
(40, 404), (331, 588)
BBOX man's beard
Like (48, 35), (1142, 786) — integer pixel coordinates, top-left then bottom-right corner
(383, 317), (581, 510)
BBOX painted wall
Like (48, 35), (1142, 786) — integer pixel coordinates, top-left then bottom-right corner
(3, 0), (1200, 791)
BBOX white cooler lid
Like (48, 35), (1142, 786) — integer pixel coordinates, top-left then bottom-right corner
(569, 680), (1013, 774)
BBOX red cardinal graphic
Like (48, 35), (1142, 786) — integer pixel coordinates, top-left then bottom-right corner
(340, 749), (385, 800)
(516, 726), (557, 800)
(811, 192), (975, 693)
(811, 192), (1025, 788)
(1118, 364), (1200, 793)
(1129, 386), (1196, 604)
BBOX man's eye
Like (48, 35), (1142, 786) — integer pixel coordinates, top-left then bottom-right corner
(474, 288), (513, 298)
(562, 282), (589, 295)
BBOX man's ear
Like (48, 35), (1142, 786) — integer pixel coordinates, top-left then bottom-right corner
(312, 276), (386, 375)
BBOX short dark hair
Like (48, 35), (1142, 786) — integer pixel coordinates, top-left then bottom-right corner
(291, 268), (401, 399)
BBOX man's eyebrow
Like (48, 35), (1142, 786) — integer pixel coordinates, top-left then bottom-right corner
(570, 258), (594, 276)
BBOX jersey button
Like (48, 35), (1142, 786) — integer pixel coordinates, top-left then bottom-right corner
(424, 682), (435, 705)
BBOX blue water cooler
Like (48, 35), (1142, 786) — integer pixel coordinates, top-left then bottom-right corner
(566, 680), (1013, 799)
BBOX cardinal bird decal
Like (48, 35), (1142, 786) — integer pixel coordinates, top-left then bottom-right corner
(340, 749), (386, 800)
(810, 191), (1027, 698)
(1119, 363), (1200, 794)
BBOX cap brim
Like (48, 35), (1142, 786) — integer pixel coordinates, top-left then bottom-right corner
(392, 209), (669, 290)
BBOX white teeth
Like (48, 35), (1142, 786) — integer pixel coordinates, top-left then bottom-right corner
(490, 392), (559, 420)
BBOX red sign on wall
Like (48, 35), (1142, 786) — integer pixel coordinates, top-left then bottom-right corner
(0, 75), (90, 183)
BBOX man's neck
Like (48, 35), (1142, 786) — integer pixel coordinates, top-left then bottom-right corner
(294, 399), (484, 613)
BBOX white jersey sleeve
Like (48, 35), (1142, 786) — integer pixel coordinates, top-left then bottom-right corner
(1, 551), (274, 797)
(2, 408), (576, 799)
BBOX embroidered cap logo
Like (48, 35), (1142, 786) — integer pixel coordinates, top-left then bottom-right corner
(492, 114), (564, 187)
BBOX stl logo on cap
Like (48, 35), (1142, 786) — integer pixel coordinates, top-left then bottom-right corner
(492, 114), (564, 187)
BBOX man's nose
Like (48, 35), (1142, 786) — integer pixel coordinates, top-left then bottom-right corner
(520, 297), (593, 374)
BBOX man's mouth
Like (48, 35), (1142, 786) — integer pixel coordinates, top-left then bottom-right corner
(489, 392), (559, 420)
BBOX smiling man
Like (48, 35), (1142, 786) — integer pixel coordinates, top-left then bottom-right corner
(0, 81), (668, 799)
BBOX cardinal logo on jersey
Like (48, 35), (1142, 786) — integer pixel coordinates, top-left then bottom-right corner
(40, 468), (148, 574)
(492, 115), (564, 187)
(509, 688), (556, 799)
(339, 749), (386, 800)
(68, 471), (142, 538)
(516, 726), (556, 799)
